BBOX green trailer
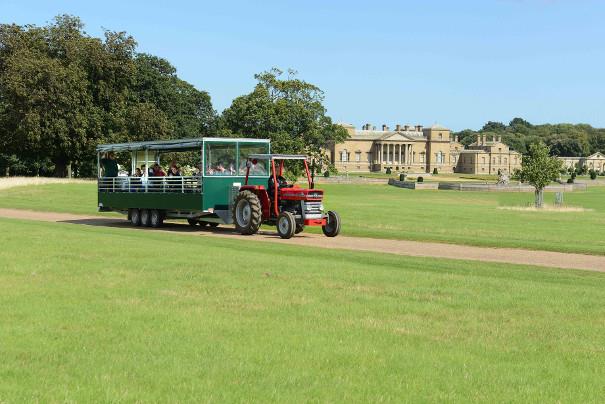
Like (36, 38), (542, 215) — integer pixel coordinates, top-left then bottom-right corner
(97, 137), (270, 227)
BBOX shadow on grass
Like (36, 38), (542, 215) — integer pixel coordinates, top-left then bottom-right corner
(57, 217), (285, 239)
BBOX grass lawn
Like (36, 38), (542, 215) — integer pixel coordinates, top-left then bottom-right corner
(319, 184), (605, 255)
(1, 218), (605, 402)
(1, 181), (604, 255)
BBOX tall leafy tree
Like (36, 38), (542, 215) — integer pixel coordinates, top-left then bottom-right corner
(221, 68), (348, 176)
(516, 143), (563, 208)
(454, 118), (605, 156)
(0, 15), (215, 177)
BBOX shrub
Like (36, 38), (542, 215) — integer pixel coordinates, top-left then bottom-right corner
(590, 170), (597, 180)
(323, 171), (330, 178)
(433, 168), (438, 175)
(571, 172), (577, 180)
(567, 178), (574, 184)
(385, 167), (392, 175)
(417, 176), (424, 183)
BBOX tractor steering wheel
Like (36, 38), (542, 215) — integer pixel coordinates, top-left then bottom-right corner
(268, 175), (288, 191)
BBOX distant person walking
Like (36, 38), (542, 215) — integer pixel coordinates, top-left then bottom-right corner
(101, 152), (118, 177)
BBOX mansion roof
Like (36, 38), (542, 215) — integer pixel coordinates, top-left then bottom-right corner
(558, 152), (605, 160)
(348, 130), (426, 141)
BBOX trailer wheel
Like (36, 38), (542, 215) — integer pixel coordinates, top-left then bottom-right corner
(150, 209), (163, 228)
(295, 223), (305, 234)
(233, 191), (262, 235)
(208, 222), (219, 228)
(187, 218), (198, 227)
(277, 212), (296, 239)
(322, 211), (341, 237)
(130, 208), (141, 226)
(140, 209), (152, 227)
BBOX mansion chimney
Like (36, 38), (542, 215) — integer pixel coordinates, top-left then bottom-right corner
(482, 135), (486, 145)
(477, 135), (481, 144)
(416, 125), (423, 132)
(498, 135), (502, 142)
(492, 135), (496, 142)
(404, 125), (410, 131)
(382, 124), (389, 131)
(365, 123), (372, 130)
(395, 124), (401, 131)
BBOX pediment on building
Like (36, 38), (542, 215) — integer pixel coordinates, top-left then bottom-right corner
(587, 152), (605, 160)
(379, 133), (415, 142)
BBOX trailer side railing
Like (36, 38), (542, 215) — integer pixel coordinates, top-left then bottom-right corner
(98, 176), (202, 193)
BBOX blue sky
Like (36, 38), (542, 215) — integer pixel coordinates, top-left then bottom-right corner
(3, 0), (605, 130)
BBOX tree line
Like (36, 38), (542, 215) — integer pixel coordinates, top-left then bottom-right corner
(453, 117), (605, 157)
(0, 15), (347, 177)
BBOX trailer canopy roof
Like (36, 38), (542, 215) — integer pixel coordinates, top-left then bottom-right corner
(97, 137), (270, 153)
(247, 154), (307, 160)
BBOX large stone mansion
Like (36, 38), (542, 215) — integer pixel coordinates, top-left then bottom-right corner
(328, 123), (522, 174)
(558, 152), (605, 172)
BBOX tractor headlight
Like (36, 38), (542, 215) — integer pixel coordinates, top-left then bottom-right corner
(320, 204), (324, 211)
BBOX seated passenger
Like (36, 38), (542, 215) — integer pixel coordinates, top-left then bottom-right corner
(131, 168), (143, 192)
(251, 161), (266, 175)
(215, 162), (226, 174)
(152, 164), (166, 177)
(167, 165), (181, 176)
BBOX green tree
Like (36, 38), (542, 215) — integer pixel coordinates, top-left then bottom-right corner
(517, 143), (563, 208)
(221, 68), (348, 177)
(0, 15), (215, 177)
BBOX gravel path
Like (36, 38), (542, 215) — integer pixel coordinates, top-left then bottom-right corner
(1, 207), (604, 273)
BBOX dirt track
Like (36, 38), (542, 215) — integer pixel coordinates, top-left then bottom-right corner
(1, 207), (604, 273)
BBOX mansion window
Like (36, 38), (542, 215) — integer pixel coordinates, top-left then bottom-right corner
(435, 152), (445, 164)
(355, 152), (361, 162)
(504, 158), (508, 164)
(420, 153), (426, 163)
(482, 157), (486, 164)
(340, 150), (348, 162)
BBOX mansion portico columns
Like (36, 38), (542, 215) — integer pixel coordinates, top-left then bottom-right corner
(376, 142), (413, 165)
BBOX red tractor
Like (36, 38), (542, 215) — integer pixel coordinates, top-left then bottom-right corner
(232, 154), (341, 239)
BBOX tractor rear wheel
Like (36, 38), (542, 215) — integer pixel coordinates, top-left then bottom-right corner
(322, 211), (341, 237)
(233, 191), (262, 235)
(276, 212), (296, 239)
(130, 208), (141, 226)
(140, 209), (152, 227)
(150, 209), (163, 228)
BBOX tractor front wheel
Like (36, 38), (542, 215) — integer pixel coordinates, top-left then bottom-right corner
(322, 211), (341, 237)
(233, 191), (262, 235)
(276, 212), (296, 239)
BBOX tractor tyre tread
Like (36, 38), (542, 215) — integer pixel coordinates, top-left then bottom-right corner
(233, 190), (262, 235)
(277, 211), (296, 239)
(322, 210), (341, 237)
